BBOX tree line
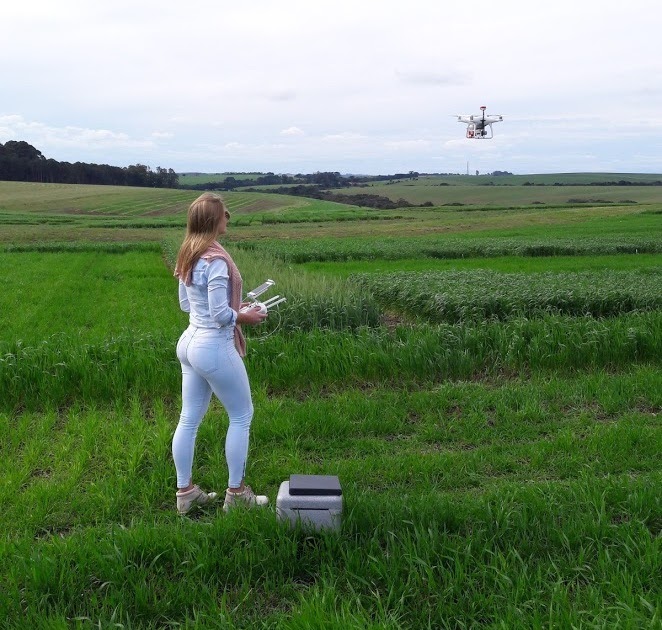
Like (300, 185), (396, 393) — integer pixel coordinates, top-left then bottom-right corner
(179, 171), (424, 191)
(0, 141), (179, 188)
(241, 184), (434, 210)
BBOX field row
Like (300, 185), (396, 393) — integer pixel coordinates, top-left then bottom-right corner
(352, 269), (662, 322)
(0, 248), (382, 346)
(0, 181), (337, 218)
(2, 247), (661, 410)
(2, 368), (660, 627)
(333, 177), (662, 206)
(5, 369), (658, 535)
(2, 312), (661, 412)
(237, 234), (662, 263)
(1, 178), (660, 627)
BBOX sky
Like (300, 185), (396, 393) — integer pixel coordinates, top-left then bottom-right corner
(2, 0), (661, 176)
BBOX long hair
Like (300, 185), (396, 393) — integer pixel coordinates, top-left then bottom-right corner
(175, 193), (228, 283)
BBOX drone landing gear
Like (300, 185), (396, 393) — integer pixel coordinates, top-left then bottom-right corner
(466, 123), (492, 139)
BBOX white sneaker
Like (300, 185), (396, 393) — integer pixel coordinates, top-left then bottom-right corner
(176, 485), (218, 515)
(223, 486), (269, 512)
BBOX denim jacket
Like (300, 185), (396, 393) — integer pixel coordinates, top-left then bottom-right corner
(178, 258), (238, 329)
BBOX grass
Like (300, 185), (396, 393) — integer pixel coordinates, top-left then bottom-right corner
(1, 371), (660, 628)
(351, 268), (662, 322)
(0, 176), (661, 628)
(0, 181), (345, 220)
(333, 173), (662, 206)
(178, 172), (262, 185)
(3, 312), (661, 412)
(411, 172), (662, 185)
(237, 232), (662, 264)
(0, 181), (197, 215)
(300, 252), (662, 277)
(0, 250), (182, 345)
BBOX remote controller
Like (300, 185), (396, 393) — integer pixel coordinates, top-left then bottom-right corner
(240, 279), (286, 314)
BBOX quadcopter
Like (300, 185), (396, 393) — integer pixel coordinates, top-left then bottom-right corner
(456, 106), (503, 139)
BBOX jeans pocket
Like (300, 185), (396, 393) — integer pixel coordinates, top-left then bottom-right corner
(187, 341), (220, 376)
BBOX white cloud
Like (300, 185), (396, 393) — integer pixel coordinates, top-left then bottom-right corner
(280, 127), (305, 136)
(0, 115), (152, 150)
(395, 71), (469, 87)
(321, 132), (367, 143)
(383, 139), (432, 150)
(1, 0), (661, 173)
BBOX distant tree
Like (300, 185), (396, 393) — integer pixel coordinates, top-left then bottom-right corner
(308, 171), (344, 187)
(126, 164), (150, 187)
(3, 140), (44, 161)
(0, 140), (178, 188)
(256, 172), (284, 185)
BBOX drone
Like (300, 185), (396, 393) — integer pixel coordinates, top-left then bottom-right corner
(456, 106), (503, 139)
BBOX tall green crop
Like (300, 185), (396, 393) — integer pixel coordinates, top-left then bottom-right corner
(352, 269), (662, 322)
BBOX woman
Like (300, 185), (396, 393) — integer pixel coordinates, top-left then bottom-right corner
(172, 192), (268, 515)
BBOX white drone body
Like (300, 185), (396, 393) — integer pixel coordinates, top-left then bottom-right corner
(239, 279), (287, 315)
(456, 105), (503, 139)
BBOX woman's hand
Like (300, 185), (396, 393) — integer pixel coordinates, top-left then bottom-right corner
(237, 304), (268, 326)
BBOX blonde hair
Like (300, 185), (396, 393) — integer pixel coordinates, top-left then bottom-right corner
(175, 193), (229, 282)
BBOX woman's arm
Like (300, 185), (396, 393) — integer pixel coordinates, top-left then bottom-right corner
(178, 280), (190, 313)
(207, 259), (268, 326)
(207, 259), (237, 327)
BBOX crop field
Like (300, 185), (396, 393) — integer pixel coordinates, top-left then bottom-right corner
(328, 172), (662, 206)
(1, 178), (660, 628)
(352, 269), (662, 322)
(179, 173), (263, 185)
(334, 179), (662, 207)
(0, 182), (382, 244)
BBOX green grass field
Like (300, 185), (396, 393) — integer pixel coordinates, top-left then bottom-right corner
(178, 172), (264, 185)
(1, 178), (660, 628)
(249, 172), (662, 207)
(333, 178), (662, 207)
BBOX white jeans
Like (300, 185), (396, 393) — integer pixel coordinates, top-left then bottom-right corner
(173, 325), (254, 489)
